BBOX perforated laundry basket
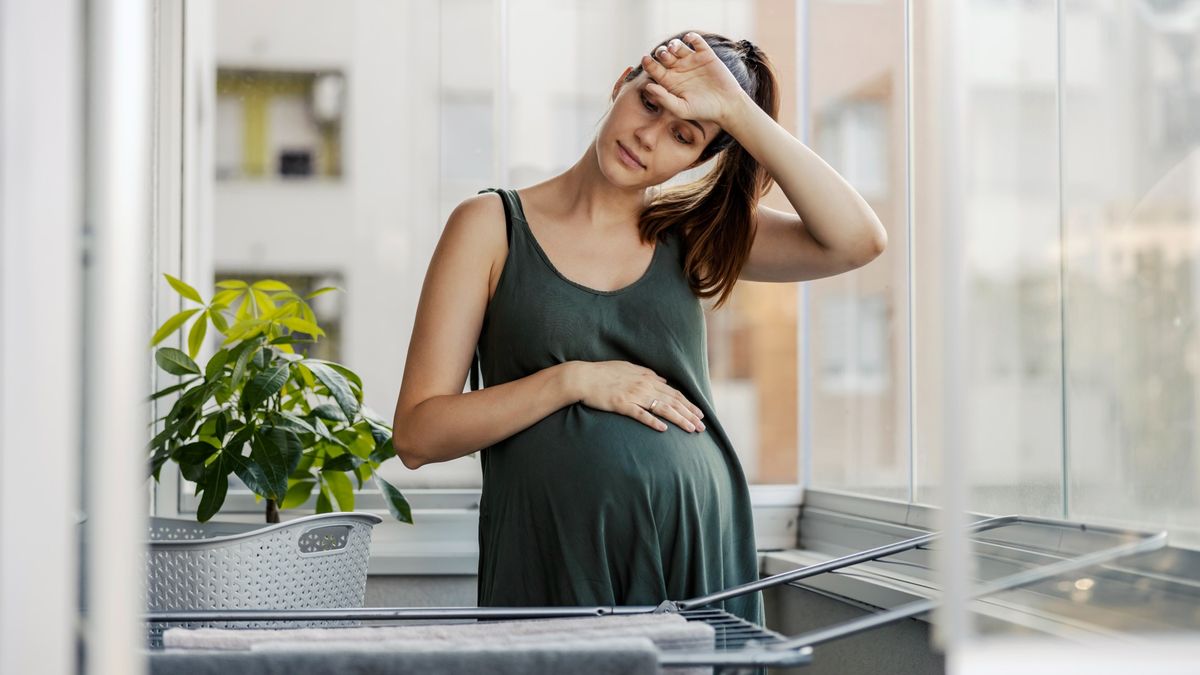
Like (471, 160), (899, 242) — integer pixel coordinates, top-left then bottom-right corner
(143, 512), (383, 648)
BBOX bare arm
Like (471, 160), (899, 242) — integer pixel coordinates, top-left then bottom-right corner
(391, 193), (581, 469)
(395, 363), (578, 469)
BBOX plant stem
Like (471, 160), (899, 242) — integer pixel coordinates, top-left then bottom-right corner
(266, 498), (279, 523)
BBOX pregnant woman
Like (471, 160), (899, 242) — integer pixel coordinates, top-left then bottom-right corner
(392, 30), (887, 627)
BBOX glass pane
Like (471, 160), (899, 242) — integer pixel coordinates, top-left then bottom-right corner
(1063, 0), (1200, 546)
(912, 0), (1065, 516)
(806, 0), (910, 498)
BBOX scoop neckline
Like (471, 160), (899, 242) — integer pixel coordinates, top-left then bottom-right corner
(510, 188), (661, 297)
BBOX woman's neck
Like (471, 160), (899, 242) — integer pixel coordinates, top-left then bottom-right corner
(529, 144), (649, 236)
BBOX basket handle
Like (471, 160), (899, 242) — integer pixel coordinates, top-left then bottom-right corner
(297, 524), (352, 555)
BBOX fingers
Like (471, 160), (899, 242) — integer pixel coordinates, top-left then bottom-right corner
(653, 383), (705, 423)
(623, 401), (668, 432)
(680, 32), (707, 52)
(650, 37), (695, 69)
(652, 44), (677, 66)
(668, 37), (695, 55)
(655, 399), (703, 433)
(642, 388), (706, 433)
(640, 53), (666, 81)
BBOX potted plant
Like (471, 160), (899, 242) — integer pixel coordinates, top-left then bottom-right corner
(146, 274), (411, 525)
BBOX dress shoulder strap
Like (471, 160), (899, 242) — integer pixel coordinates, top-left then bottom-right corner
(467, 188), (515, 391)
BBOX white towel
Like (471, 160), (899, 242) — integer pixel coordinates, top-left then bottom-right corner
(148, 637), (663, 675)
(163, 612), (713, 652)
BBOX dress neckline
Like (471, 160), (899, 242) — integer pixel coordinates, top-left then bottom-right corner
(510, 188), (661, 297)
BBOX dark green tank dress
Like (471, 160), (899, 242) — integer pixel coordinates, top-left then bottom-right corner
(469, 187), (764, 627)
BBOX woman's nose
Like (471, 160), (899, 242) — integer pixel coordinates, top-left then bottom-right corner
(633, 124), (662, 150)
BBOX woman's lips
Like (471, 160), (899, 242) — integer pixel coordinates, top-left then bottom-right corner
(617, 141), (645, 170)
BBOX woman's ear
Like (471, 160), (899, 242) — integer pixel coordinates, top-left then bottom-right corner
(611, 66), (635, 101)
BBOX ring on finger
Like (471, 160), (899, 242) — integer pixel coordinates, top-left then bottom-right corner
(648, 398), (659, 412)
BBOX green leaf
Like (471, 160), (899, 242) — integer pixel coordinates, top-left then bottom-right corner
(353, 463), (372, 490)
(246, 429), (288, 500)
(242, 364), (290, 411)
(147, 376), (200, 401)
(231, 344), (256, 385)
(209, 310), (230, 334)
(164, 273), (205, 304)
(322, 470), (354, 511)
(211, 288), (242, 307)
(155, 347), (201, 376)
(222, 318), (268, 346)
(322, 453), (357, 472)
(174, 440), (218, 465)
(266, 426), (303, 476)
(347, 425), (376, 460)
(304, 286), (341, 299)
(187, 309), (208, 360)
(150, 308), (202, 347)
(315, 481), (333, 514)
(252, 279), (292, 292)
(368, 435), (396, 464)
(224, 425), (253, 457)
(375, 476), (413, 524)
(280, 317), (325, 338)
(251, 288), (276, 314)
(299, 302), (317, 325)
(148, 447), (172, 481)
(215, 279), (248, 290)
(311, 403), (347, 423)
(204, 348), (230, 381)
(224, 446), (274, 499)
(280, 479), (316, 509)
(269, 335), (314, 346)
(304, 361), (359, 420)
(197, 454), (231, 522)
(235, 294), (254, 320)
(306, 359), (363, 391)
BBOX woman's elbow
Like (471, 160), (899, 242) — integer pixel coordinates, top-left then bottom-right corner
(852, 223), (888, 267)
(391, 422), (426, 470)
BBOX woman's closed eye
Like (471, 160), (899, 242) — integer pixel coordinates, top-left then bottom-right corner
(640, 94), (693, 145)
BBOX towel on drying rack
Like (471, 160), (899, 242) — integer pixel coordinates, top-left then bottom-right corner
(162, 613), (717, 675)
(162, 612), (715, 653)
(147, 636), (660, 675)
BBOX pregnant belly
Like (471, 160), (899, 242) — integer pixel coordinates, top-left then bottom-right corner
(484, 403), (731, 503)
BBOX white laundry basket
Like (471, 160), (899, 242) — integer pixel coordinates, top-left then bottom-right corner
(143, 512), (383, 647)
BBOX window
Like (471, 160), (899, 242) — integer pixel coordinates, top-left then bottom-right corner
(157, 1), (806, 526)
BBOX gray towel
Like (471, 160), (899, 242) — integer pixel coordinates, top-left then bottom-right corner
(147, 636), (660, 675)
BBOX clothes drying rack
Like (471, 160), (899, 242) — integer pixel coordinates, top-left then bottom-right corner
(146, 514), (1167, 673)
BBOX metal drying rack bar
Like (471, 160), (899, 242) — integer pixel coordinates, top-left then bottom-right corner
(147, 514), (1168, 673)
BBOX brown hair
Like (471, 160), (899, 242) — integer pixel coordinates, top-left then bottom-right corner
(628, 31), (781, 310)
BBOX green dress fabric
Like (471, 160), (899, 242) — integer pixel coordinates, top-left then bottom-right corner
(469, 187), (764, 628)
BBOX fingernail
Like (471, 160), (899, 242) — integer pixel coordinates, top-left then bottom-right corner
(698, 422), (706, 431)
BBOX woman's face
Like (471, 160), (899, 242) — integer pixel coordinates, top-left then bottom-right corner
(596, 69), (724, 186)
